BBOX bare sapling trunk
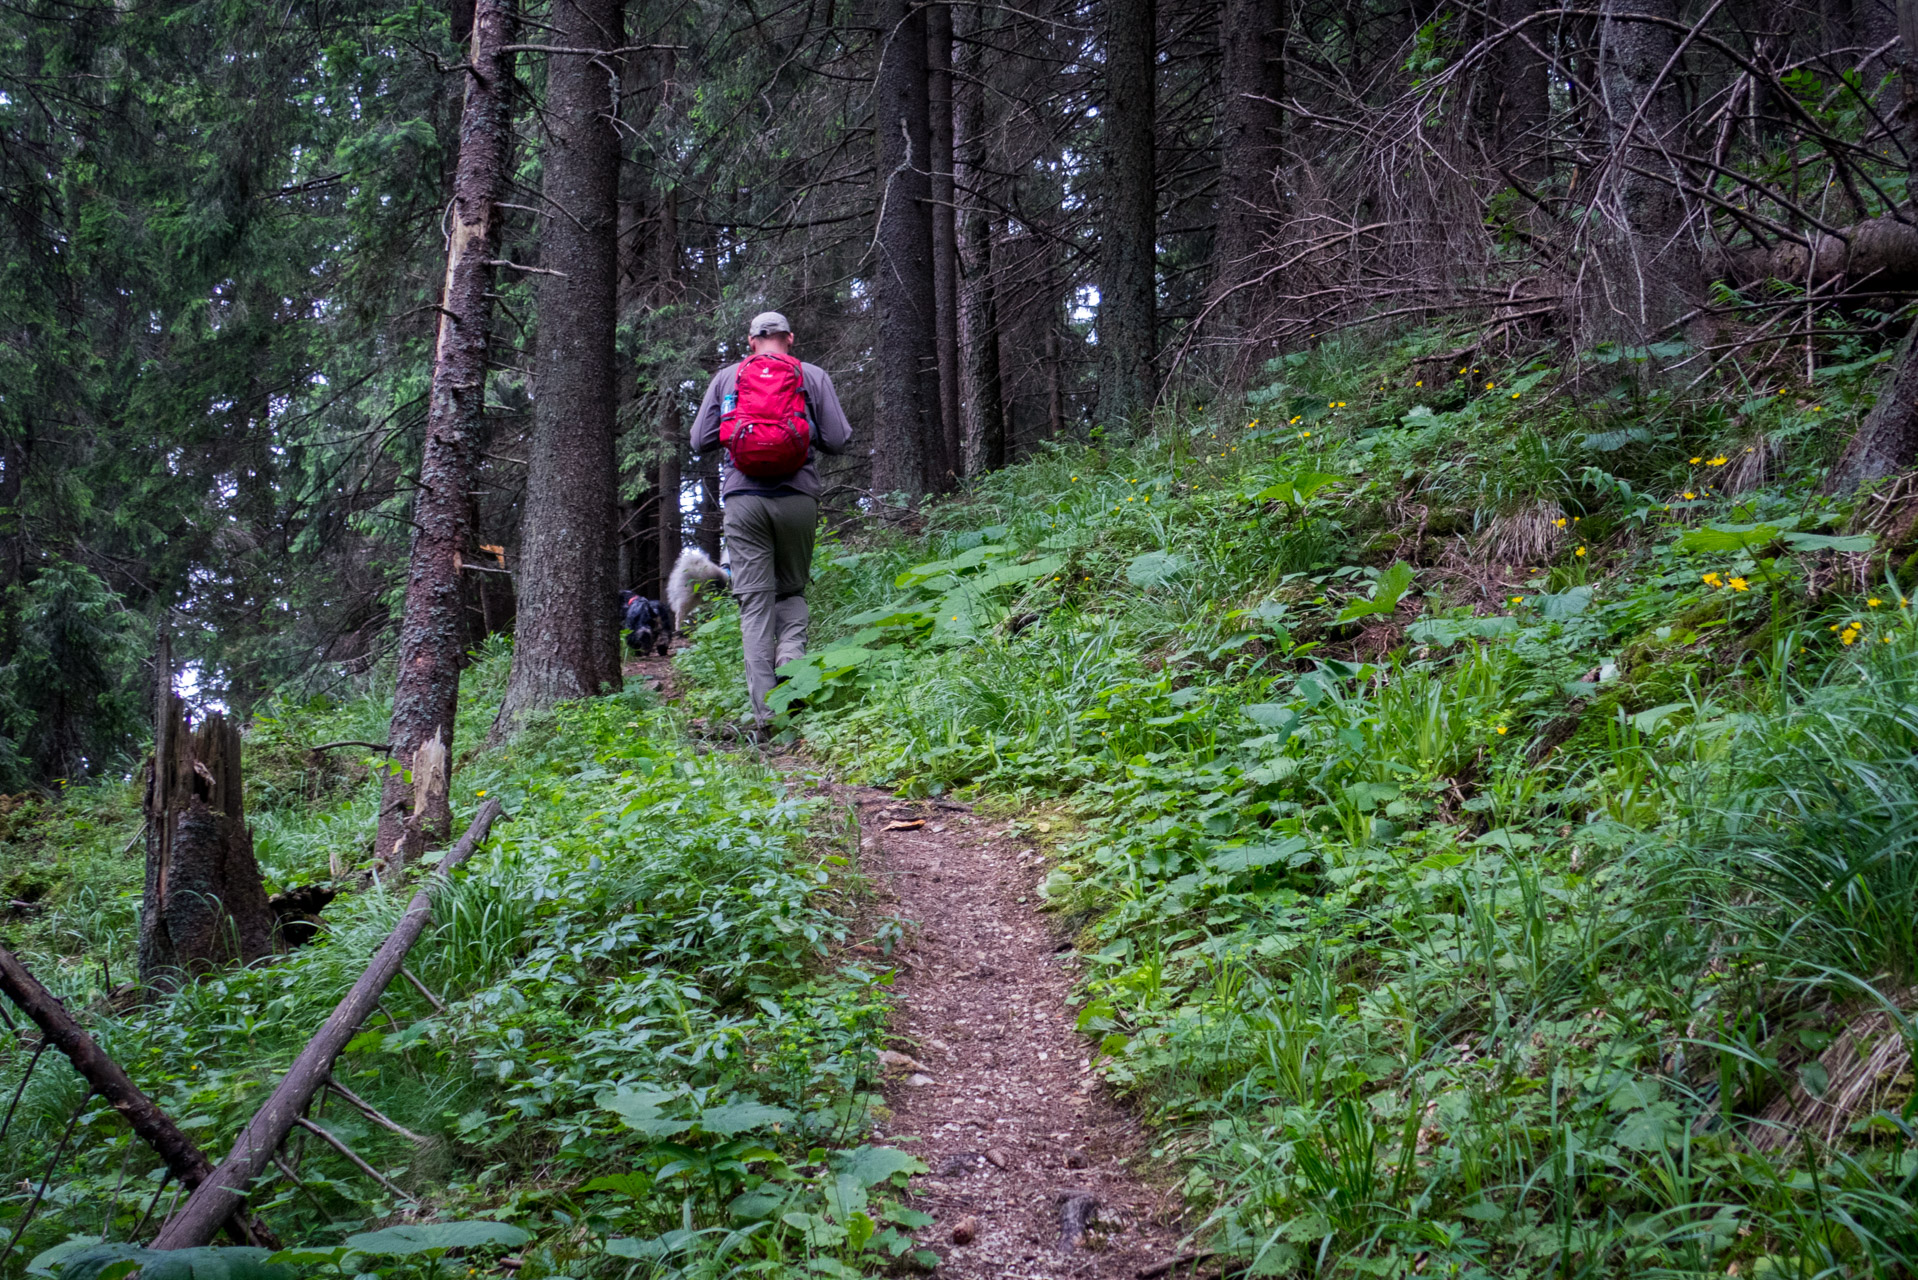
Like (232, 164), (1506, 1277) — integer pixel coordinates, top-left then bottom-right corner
(1097, 0), (1157, 425)
(139, 635), (275, 991)
(872, 0), (938, 499)
(152, 801), (503, 1250)
(374, 0), (516, 867)
(495, 0), (624, 734)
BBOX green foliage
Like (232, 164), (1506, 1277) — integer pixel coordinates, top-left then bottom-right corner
(675, 328), (1918, 1278)
(1, 646), (905, 1279)
(0, 559), (146, 786)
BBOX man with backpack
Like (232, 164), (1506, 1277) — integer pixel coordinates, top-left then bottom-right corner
(689, 311), (854, 729)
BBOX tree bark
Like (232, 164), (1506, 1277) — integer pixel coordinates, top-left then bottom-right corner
(872, 0), (938, 499)
(374, 0), (516, 862)
(1595, 0), (1700, 339)
(1098, 0), (1158, 426)
(658, 398), (683, 588)
(1494, 0), (1549, 178)
(928, 1), (962, 490)
(955, 2), (1005, 476)
(139, 647), (275, 991)
(1213, 0), (1285, 337)
(152, 801), (503, 1251)
(1825, 0), (1918, 491)
(495, 0), (624, 733)
(0, 945), (277, 1247)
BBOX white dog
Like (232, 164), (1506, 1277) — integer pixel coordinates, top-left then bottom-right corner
(666, 547), (731, 633)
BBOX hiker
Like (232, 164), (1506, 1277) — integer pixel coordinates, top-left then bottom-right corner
(688, 311), (853, 727)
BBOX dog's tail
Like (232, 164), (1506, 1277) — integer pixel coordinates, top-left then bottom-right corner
(667, 547), (729, 631)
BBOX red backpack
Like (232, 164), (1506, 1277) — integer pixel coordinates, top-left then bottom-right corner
(720, 353), (812, 479)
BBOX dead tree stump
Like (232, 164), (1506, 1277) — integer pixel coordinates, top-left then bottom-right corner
(138, 652), (276, 991)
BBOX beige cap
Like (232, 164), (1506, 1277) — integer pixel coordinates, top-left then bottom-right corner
(748, 310), (791, 336)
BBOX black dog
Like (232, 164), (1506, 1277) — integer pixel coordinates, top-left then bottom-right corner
(621, 592), (671, 656)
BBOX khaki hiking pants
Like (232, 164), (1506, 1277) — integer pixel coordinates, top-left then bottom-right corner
(723, 493), (817, 723)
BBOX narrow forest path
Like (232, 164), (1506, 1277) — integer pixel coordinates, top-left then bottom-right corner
(848, 790), (1184, 1278)
(624, 652), (1186, 1277)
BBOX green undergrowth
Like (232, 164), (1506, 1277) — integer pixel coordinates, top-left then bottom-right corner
(681, 329), (1918, 1278)
(1, 645), (926, 1280)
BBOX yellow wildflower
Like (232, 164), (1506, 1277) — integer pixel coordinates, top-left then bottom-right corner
(1554, 517), (1567, 528)
(1575, 546), (1587, 557)
(1510, 596), (1523, 605)
(1702, 572), (1722, 586)
(1869, 598), (1883, 607)
(1511, 392), (1520, 399)
(1728, 577), (1749, 592)
(1690, 456), (1701, 464)
(1683, 492), (1696, 500)
(1485, 381), (1496, 390)
(1496, 726), (1508, 735)
(1707, 456), (1728, 466)
(1842, 628), (1859, 646)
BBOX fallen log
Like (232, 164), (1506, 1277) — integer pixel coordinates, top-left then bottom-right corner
(0, 945), (278, 1247)
(151, 798), (503, 1249)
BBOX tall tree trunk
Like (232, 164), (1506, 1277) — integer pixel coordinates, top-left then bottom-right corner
(1098, 0), (1157, 426)
(1828, 0), (1918, 490)
(955, 2), (1005, 476)
(928, 1), (962, 489)
(872, 0), (937, 499)
(1213, 0), (1285, 338)
(1594, 0), (1699, 340)
(496, 0), (624, 732)
(658, 399), (683, 587)
(696, 459), (722, 559)
(375, 0), (516, 864)
(140, 639), (274, 991)
(1494, 0), (1549, 178)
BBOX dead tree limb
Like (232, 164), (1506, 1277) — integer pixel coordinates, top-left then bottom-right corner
(327, 1074), (430, 1144)
(0, 946), (277, 1247)
(292, 1115), (419, 1203)
(151, 799), (502, 1249)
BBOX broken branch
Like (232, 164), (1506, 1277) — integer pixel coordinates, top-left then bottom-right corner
(150, 799), (502, 1248)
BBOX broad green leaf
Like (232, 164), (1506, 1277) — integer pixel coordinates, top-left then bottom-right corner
(1335, 562), (1415, 623)
(603, 1237), (668, 1260)
(1538, 586), (1593, 618)
(1677, 523), (1783, 554)
(599, 1088), (693, 1138)
(1242, 703), (1298, 731)
(1210, 837), (1309, 873)
(52, 1246), (292, 1280)
(1407, 615), (1518, 646)
(839, 1145), (927, 1188)
(344, 1222), (530, 1257)
(28, 1238), (104, 1278)
(1125, 551), (1187, 587)
(580, 1173), (652, 1200)
(696, 1101), (795, 1137)
(1781, 531), (1875, 553)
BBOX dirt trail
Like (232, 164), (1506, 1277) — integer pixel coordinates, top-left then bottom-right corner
(624, 652), (1185, 1276)
(850, 791), (1183, 1278)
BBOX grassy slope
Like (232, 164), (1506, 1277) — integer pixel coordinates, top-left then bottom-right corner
(1, 646), (929, 1279)
(677, 329), (1918, 1278)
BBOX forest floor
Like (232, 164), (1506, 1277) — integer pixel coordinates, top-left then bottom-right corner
(626, 648), (1187, 1278)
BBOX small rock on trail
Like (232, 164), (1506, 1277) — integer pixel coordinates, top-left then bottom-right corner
(854, 791), (1181, 1278)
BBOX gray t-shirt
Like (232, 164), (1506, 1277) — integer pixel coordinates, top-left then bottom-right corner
(690, 359), (855, 501)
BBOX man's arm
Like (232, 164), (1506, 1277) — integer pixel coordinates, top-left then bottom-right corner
(689, 368), (728, 455)
(804, 364), (853, 455)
